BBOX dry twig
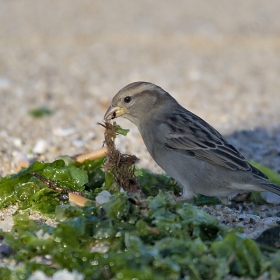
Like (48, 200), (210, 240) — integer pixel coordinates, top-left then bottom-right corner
(68, 193), (91, 206)
(74, 147), (107, 163)
(30, 172), (84, 196)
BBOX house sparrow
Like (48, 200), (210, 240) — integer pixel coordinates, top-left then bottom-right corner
(104, 82), (280, 203)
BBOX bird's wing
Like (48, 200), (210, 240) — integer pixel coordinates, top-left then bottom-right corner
(162, 111), (268, 179)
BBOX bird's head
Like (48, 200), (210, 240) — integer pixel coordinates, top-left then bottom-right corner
(104, 81), (175, 127)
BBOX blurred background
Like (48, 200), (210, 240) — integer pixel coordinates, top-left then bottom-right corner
(1, 0), (280, 176)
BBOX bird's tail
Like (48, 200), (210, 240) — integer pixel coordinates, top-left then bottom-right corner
(262, 182), (280, 196)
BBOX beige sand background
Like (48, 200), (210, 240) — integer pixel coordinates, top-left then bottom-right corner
(1, 0), (280, 176)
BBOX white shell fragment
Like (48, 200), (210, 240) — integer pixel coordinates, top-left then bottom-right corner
(95, 190), (112, 205)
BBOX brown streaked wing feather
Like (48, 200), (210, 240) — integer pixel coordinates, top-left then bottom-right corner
(163, 111), (268, 179)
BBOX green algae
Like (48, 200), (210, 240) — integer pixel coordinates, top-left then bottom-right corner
(0, 152), (280, 279)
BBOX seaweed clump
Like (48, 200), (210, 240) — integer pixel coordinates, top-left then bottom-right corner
(100, 120), (144, 197)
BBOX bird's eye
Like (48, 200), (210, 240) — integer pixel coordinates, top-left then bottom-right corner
(124, 96), (131, 103)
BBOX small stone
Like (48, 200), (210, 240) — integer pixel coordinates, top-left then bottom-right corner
(95, 190), (112, 205)
(12, 137), (22, 148)
(263, 217), (278, 225)
(72, 139), (85, 148)
(52, 127), (76, 137)
(13, 152), (29, 171)
(261, 192), (280, 205)
(238, 214), (260, 224)
(0, 244), (12, 257)
(0, 215), (14, 232)
(33, 139), (47, 154)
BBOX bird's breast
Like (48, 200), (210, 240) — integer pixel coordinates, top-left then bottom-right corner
(138, 124), (163, 157)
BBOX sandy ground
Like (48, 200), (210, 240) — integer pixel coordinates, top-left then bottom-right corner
(1, 0), (280, 177)
(0, 2), (280, 277)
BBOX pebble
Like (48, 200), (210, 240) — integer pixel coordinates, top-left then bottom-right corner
(0, 244), (11, 257)
(52, 127), (76, 137)
(238, 214), (260, 224)
(95, 190), (112, 205)
(261, 192), (280, 204)
(263, 217), (279, 225)
(71, 139), (85, 148)
(0, 208), (16, 232)
(33, 139), (48, 154)
(12, 138), (22, 148)
(13, 151), (29, 171)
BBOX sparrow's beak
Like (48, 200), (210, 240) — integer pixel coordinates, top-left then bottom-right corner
(104, 105), (126, 120)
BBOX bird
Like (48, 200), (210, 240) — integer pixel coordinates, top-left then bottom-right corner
(104, 81), (280, 203)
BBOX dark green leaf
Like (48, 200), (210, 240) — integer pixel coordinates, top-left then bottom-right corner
(28, 107), (53, 118)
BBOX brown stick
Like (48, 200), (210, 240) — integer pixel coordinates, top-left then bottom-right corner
(68, 193), (92, 206)
(30, 171), (85, 197)
(75, 147), (107, 163)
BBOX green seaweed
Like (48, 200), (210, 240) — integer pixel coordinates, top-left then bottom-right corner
(0, 159), (89, 214)
(2, 190), (279, 279)
(28, 107), (53, 118)
(1, 142), (280, 279)
(250, 161), (280, 186)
